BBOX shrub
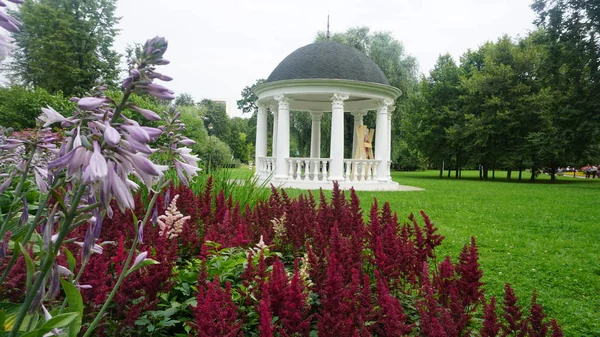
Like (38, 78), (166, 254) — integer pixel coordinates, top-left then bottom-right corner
(0, 85), (74, 129)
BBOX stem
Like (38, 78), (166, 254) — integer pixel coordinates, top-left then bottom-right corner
(110, 91), (131, 124)
(9, 184), (87, 337)
(0, 145), (37, 236)
(83, 183), (164, 337)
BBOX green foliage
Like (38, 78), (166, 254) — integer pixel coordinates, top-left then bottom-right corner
(0, 86), (74, 129)
(236, 78), (264, 115)
(174, 93), (195, 107)
(8, 0), (120, 96)
(200, 135), (233, 170)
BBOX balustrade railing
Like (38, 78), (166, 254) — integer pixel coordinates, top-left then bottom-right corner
(286, 158), (330, 181)
(343, 159), (381, 182)
(257, 157), (276, 176)
(259, 157), (382, 183)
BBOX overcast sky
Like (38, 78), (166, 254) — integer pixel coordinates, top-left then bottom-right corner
(114, 0), (536, 117)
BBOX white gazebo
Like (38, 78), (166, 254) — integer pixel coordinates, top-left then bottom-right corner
(253, 41), (402, 190)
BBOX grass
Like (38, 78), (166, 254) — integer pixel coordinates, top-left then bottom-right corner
(223, 168), (600, 336)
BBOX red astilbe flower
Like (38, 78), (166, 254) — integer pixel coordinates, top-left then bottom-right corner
(317, 252), (354, 337)
(374, 270), (412, 336)
(456, 236), (484, 308)
(417, 262), (449, 337)
(420, 210), (445, 258)
(480, 297), (500, 337)
(193, 277), (242, 337)
(259, 285), (274, 337)
(0, 253), (27, 302)
(550, 319), (564, 337)
(526, 291), (550, 337)
(267, 257), (289, 318)
(280, 263), (311, 336)
(501, 283), (525, 336)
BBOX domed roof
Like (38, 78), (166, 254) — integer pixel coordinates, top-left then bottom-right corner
(266, 41), (390, 85)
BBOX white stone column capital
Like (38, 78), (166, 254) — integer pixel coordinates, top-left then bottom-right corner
(274, 94), (290, 110)
(351, 110), (367, 119)
(310, 111), (324, 122)
(256, 102), (267, 111)
(377, 99), (394, 113)
(331, 93), (349, 109)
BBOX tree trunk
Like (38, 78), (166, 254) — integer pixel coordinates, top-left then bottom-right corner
(447, 157), (452, 178)
(530, 166), (536, 181)
(518, 159), (523, 181)
(455, 153), (460, 178)
(479, 164), (483, 180)
(439, 162), (443, 178)
(507, 169), (512, 180)
(492, 157), (496, 180)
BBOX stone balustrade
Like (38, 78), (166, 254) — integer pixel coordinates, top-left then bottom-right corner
(343, 159), (381, 181)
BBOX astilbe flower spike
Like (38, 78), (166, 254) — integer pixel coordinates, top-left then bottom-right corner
(194, 277), (242, 337)
(480, 297), (500, 337)
(157, 194), (190, 239)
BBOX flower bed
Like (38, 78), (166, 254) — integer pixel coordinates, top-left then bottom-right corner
(3, 179), (561, 336)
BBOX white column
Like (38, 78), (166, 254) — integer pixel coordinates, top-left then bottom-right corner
(351, 110), (367, 158)
(310, 111), (323, 158)
(270, 104), (279, 156)
(329, 93), (349, 181)
(274, 95), (290, 180)
(375, 99), (392, 181)
(255, 103), (268, 173)
(387, 106), (395, 181)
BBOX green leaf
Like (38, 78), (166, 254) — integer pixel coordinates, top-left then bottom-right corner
(39, 312), (78, 334)
(60, 279), (83, 337)
(18, 242), (35, 292)
(63, 248), (76, 274)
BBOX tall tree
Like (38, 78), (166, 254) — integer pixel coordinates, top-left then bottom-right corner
(532, 0), (600, 170)
(199, 99), (232, 145)
(236, 78), (265, 115)
(7, 0), (120, 96)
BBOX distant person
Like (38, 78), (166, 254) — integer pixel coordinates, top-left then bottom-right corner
(592, 165), (598, 179)
(585, 165), (592, 179)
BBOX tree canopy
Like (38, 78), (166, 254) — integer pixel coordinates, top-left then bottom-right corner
(7, 0), (120, 96)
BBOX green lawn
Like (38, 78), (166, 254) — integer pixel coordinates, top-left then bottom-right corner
(225, 168), (600, 336)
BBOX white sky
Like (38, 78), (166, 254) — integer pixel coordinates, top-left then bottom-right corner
(36, 0), (544, 117)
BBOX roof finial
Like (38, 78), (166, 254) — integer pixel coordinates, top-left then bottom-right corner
(326, 14), (330, 40)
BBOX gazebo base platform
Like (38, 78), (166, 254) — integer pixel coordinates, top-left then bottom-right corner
(256, 176), (423, 191)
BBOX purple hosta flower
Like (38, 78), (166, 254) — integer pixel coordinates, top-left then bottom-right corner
(77, 97), (109, 110)
(126, 152), (168, 188)
(176, 147), (200, 166)
(141, 126), (162, 141)
(74, 239), (103, 256)
(155, 58), (169, 65)
(38, 106), (66, 127)
(0, 231), (11, 258)
(133, 251), (148, 268)
(179, 137), (195, 146)
(137, 219), (144, 244)
(92, 208), (103, 239)
(19, 197), (28, 225)
(104, 121), (121, 146)
(122, 76), (133, 91)
(164, 189), (170, 208)
(174, 159), (200, 186)
(101, 161), (135, 212)
(130, 105), (161, 121)
(0, 138), (24, 150)
(145, 83), (175, 100)
(34, 167), (49, 193)
(143, 36), (168, 59)
(151, 206), (158, 225)
(0, 176), (12, 193)
(75, 284), (92, 290)
(83, 141), (108, 183)
(130, 68), (141, 79)
(0, 9), (20, 33)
